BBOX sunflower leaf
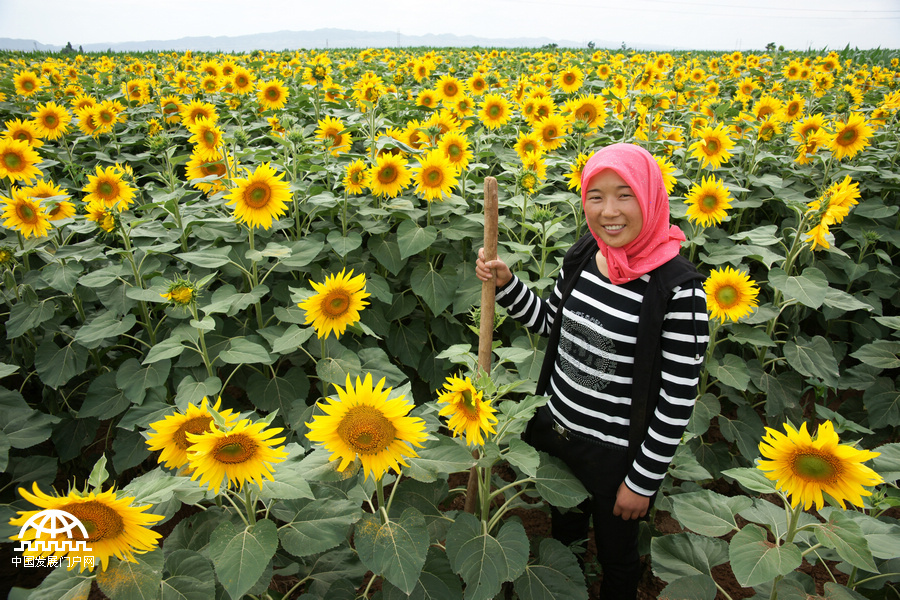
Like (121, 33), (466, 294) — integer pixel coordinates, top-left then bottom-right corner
(513, 538), (587, 600)
(814, 511), (877, 572)
(208, 519), (278, 600)
(446, 513), (529, 600)
(355, 507), (430, 594)
(729, 524), (802, 587)
(651, 532), (729, 582)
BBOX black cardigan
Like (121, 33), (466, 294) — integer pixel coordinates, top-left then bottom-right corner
(534, 233), (705, 463)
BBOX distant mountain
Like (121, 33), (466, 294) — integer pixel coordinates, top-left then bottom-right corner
(0, 28), (671, 53)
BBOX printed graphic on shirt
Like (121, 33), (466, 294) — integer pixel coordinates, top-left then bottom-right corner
(558, 311), (615, 392)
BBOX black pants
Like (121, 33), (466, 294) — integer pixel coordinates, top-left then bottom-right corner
(529, 406), (643, 600)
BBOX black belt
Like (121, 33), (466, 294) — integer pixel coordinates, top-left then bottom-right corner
(548, 416), (626, 452)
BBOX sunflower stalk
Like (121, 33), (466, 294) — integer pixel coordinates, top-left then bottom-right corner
(120, 225), (157, 346)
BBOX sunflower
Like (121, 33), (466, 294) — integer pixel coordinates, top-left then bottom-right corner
(159, 94), (185, 124)
(752, 95), (781, 121)
(306, 373), (428, 481)
(231, 66), (255, 94)
(186, 151), (233, 196)
(534, 114), (569, 151)
(367, 153), (412, 198)
(757, 119), (782, 142)
(146, 397), (239, 470)
(435, 74), (463, 103)
(9, 483), (164, 572)
(780, 94), (805, 122)
(0, 138), (42, 183)
(703, 266), (760, 322)
(3, 118), (44, 148)
(27, 179), (74, 221)
(224, 162), (291, 229)
(564, 94), (607, 130)
(566, 153), (589, 192)
(478, 93), (512, 129)
(828, 113), (872, 161)
(685, 175), (733, 226)
(75, 107), (100, 137)
(316, 116), (351, 157)
(806, 175), (861, 240)
(85, 201), (117, 233)
(453, 95), (475, 118)
(13, 71), (42, 96)
(159, 277), (202, 307)
(298, 268), (370, 340)
(757, 421), (883, 510)
(467, 73), (488, 95)
(257, 79), (289, 111)
(180, 100), (218, 128)
(438, 131), (473, 171)
(343, 158), (369, 195)
(436, 375), (497, 447)
(556, 65), (584, 94)
(416, 88), (438, 109)
(182, 116), (223, 161)
(412, 149), (458, 202)
(654, 154), (677, 195)
(88, 100), (126, 136)
(82, 165), (136, 210)
(514, 130), (544, 160)
(187, 418), (288, 493)
(520, 150), (547, 181)
(1, 187), (52, 238)
(689, 123), (735, 169)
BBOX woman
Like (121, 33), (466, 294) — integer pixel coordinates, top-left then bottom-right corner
(476, 143), (708, 600)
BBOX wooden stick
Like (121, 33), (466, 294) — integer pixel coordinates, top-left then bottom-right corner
(464, 176), (499, 515)
(478, 176), (499, 372)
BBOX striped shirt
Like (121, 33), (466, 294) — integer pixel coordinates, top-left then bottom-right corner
(496, 254), (709, 496)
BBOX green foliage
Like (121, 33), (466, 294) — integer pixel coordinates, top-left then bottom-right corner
(2, 44), (899, 599)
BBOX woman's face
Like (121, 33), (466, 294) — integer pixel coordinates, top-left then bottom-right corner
(583, 169), (644, 248)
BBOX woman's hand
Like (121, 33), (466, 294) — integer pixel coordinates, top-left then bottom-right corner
(613, 482), (650, 520)
(475, 247), (513, 288)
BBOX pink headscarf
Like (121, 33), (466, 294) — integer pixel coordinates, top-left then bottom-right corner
(580, 143), (686, 285)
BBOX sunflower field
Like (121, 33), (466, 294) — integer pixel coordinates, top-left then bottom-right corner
(1, 45), (899, 600)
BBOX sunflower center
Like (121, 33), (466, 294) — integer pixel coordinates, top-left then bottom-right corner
(266, 87), (279, 100)
(337, 406), (396, 456)
(213, 433), (258, 464)
(701, 195), (719, 210)
(44, 114), (59, 127)
(705, 139), (720, 154)
(174, 416), (214, 450)
(60, 500), (124, 542)
(236, 75), (248, 86)
(424, 167), (443, 186)
(447, 144), (461, 159)
(322, 290), (350, 317)
(98, 181), (117, 199)
(488, 104), (502, 118)
(3, 151), (23, 169)
(16, 202), (38, 224)
(715, 285), (739, 308)
(838, 128), (858, 145)
(793, 452), (838, 482)
(378, 166), (398, 184)
(202, 130), (217, 146)
(244, 183), (272, 208)
(445, 83), (457, 95)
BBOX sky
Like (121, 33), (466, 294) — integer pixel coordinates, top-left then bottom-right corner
(1, 0), (898, 51)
